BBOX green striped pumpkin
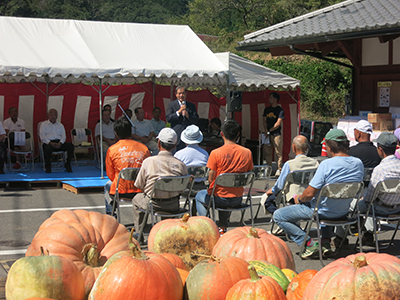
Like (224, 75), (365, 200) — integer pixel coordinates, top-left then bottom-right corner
(248, 260), (290, 293)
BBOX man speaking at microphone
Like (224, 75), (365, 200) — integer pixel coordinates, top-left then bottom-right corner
(166, 86), (199, 151)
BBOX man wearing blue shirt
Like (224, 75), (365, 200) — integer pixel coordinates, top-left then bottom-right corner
(273, 129), (364, 259)
(174, 125), (208, 167)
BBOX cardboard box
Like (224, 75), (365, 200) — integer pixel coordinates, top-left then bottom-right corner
(380, 120), (393, 131)
(368, 113), (392, 123)
(371, 122), (381, 131)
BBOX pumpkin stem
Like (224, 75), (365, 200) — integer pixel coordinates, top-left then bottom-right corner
(353, 255), (368, 268)
(248, 227), (259, 238)
(130, 242), (149, 260)
(40, 246), (50, 256)
(248, 265), (261, 282)
(181, 213), (190, 223)
(82, 243), (99, 267)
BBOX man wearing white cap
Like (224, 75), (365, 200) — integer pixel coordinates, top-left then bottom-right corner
(348, 120), (381, 168)
(132, 128), (188, 236)
(174, 125), (209, 166)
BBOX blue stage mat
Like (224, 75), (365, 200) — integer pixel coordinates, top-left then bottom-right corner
(0, 164), (109, 183)
(61, 179), (109, 188)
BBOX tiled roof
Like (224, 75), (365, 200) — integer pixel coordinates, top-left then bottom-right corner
(238, 0), (400, 50)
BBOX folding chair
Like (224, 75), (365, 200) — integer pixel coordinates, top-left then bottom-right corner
(7, 131), (34, 172)
(359, 179), (400, 253)
(299, 181), (364, 266)
(269, 169), (317, 232)
(206, 172), (255, 227)
(37, 121), (66, 171)
(363, 167), (374, 187)
(251, 165), (272, 221)
(137, 175), (195, 243)
(112, 167), (140, 225)
(186, 166), (208, 215)
(71, 128), (95, 165)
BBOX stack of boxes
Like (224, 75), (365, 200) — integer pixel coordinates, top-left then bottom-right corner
(367, 113), (394, 131)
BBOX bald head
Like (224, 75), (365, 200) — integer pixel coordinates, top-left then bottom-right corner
(292, 135), (309, 154)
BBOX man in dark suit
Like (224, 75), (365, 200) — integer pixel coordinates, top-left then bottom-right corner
(166, 86), (199, 151)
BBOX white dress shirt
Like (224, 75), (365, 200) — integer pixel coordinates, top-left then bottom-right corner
(39, 120), (66, 144)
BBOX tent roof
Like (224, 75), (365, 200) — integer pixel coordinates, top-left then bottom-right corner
(0, 16), (228, 85)
(215, 52), (300, 89)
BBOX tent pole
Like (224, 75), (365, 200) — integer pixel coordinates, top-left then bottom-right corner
(225, 75), (230, 121)
(152, 77), (156, 108)
(99, 78), (104, 178)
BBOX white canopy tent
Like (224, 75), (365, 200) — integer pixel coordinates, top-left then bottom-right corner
(0, 16), (230, 176)
(215, 52), (300, 90)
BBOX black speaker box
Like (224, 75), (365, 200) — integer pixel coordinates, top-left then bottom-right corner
(227, 91), (242, 112)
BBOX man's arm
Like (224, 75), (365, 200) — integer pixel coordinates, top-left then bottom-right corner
(39, 122), (50, 144)
(166, 101), (180, 123)
(294, 185), (319, 204)
(268, 118), (283, 133)
(208, 169), (216, 184)
(270, 163), (290, 194)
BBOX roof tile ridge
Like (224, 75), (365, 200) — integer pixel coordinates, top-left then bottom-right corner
(244, 0), (361, 40)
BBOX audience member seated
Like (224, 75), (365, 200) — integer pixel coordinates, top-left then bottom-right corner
(195, 120), (253, 235)
(3, 107), (26, 169)
(150, 107), (166, 135)
(132, 128), (188, 238)
(174, 125), (209, 167)
(132, 107), (158, 154)
(336, 132), (400, 247)
(262, 135), (319, 234)
(125, 108), (133, 120)
(0, 121), (6, 174)
(393, 128), (400, 159)
(95, 109), (118, 161)
(273, 129), (364, 259)
(104, 117), (150, 216)
(210, 118), (221, 136)
(348, 120), (381, 168)
(39, 109), (75, 173)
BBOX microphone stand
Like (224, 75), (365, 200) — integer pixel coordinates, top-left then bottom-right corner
(117, 102), (135, 129)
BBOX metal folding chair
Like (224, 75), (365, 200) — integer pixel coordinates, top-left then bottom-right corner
(360, 179), (400, 253)
(269, 169), (317, 232)
(71, 128), (95, 165)
(186, 166), (208, 215)
(206, 172), (255, 227)
(112, 167), (140, 224)
(7, 131), (34, 172)
(299, 181), (364, 266)
(137, 175), (194, 242)
(363, 167), (374, 187)
(252, 165), (272, 221)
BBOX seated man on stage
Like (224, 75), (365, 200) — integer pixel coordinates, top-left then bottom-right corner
(132, 107), (157, 154)
(273, 129), (364, 259)
(104, 117), (150, 216)
(195, 120), (253, 235)
(39, 108), (75, 173)
(3, 106), (26, 169)
(95, 109), (118, 162)
(262, 135), (319, 234)
(150, 107), (166, 136)
(132, 128), (188, 236)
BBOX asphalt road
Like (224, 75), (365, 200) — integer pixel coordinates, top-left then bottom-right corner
(1, 179), (400, 278)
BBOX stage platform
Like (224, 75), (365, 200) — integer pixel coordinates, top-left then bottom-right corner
(0, 162), (109, 192)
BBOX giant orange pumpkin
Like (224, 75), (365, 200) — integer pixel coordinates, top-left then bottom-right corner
(303, 253), (400, 299)
(148, 214), (219, 269)
(286, 269), (318, 300)
(225, 265), (286, 300)
(184, 256), (250, 300)
(89, 243), (183, 300)
(25, 209), (134, 296)
(6, 248), (85, 300)
(161, 252), (188, 270)
(212, 227), (295, 270)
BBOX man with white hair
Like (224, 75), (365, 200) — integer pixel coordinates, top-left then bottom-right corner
(132, 128), (188, 234)
(348, 119), (381, 168)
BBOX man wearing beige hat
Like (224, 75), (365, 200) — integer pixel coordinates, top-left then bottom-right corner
(348, 119), (381, 168)
(174, 125), (209, 166)
(132, 128), (188, 235)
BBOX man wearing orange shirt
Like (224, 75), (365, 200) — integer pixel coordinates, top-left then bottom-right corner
(195, 119), (254, 234)
(104, 117), (150, 216)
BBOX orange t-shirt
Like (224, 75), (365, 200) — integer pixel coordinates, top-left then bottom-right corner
(207, 143), (254, 198)
(106, 139), (151, 194)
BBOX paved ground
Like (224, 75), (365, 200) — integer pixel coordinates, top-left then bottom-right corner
(1, 178), (400, 278)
